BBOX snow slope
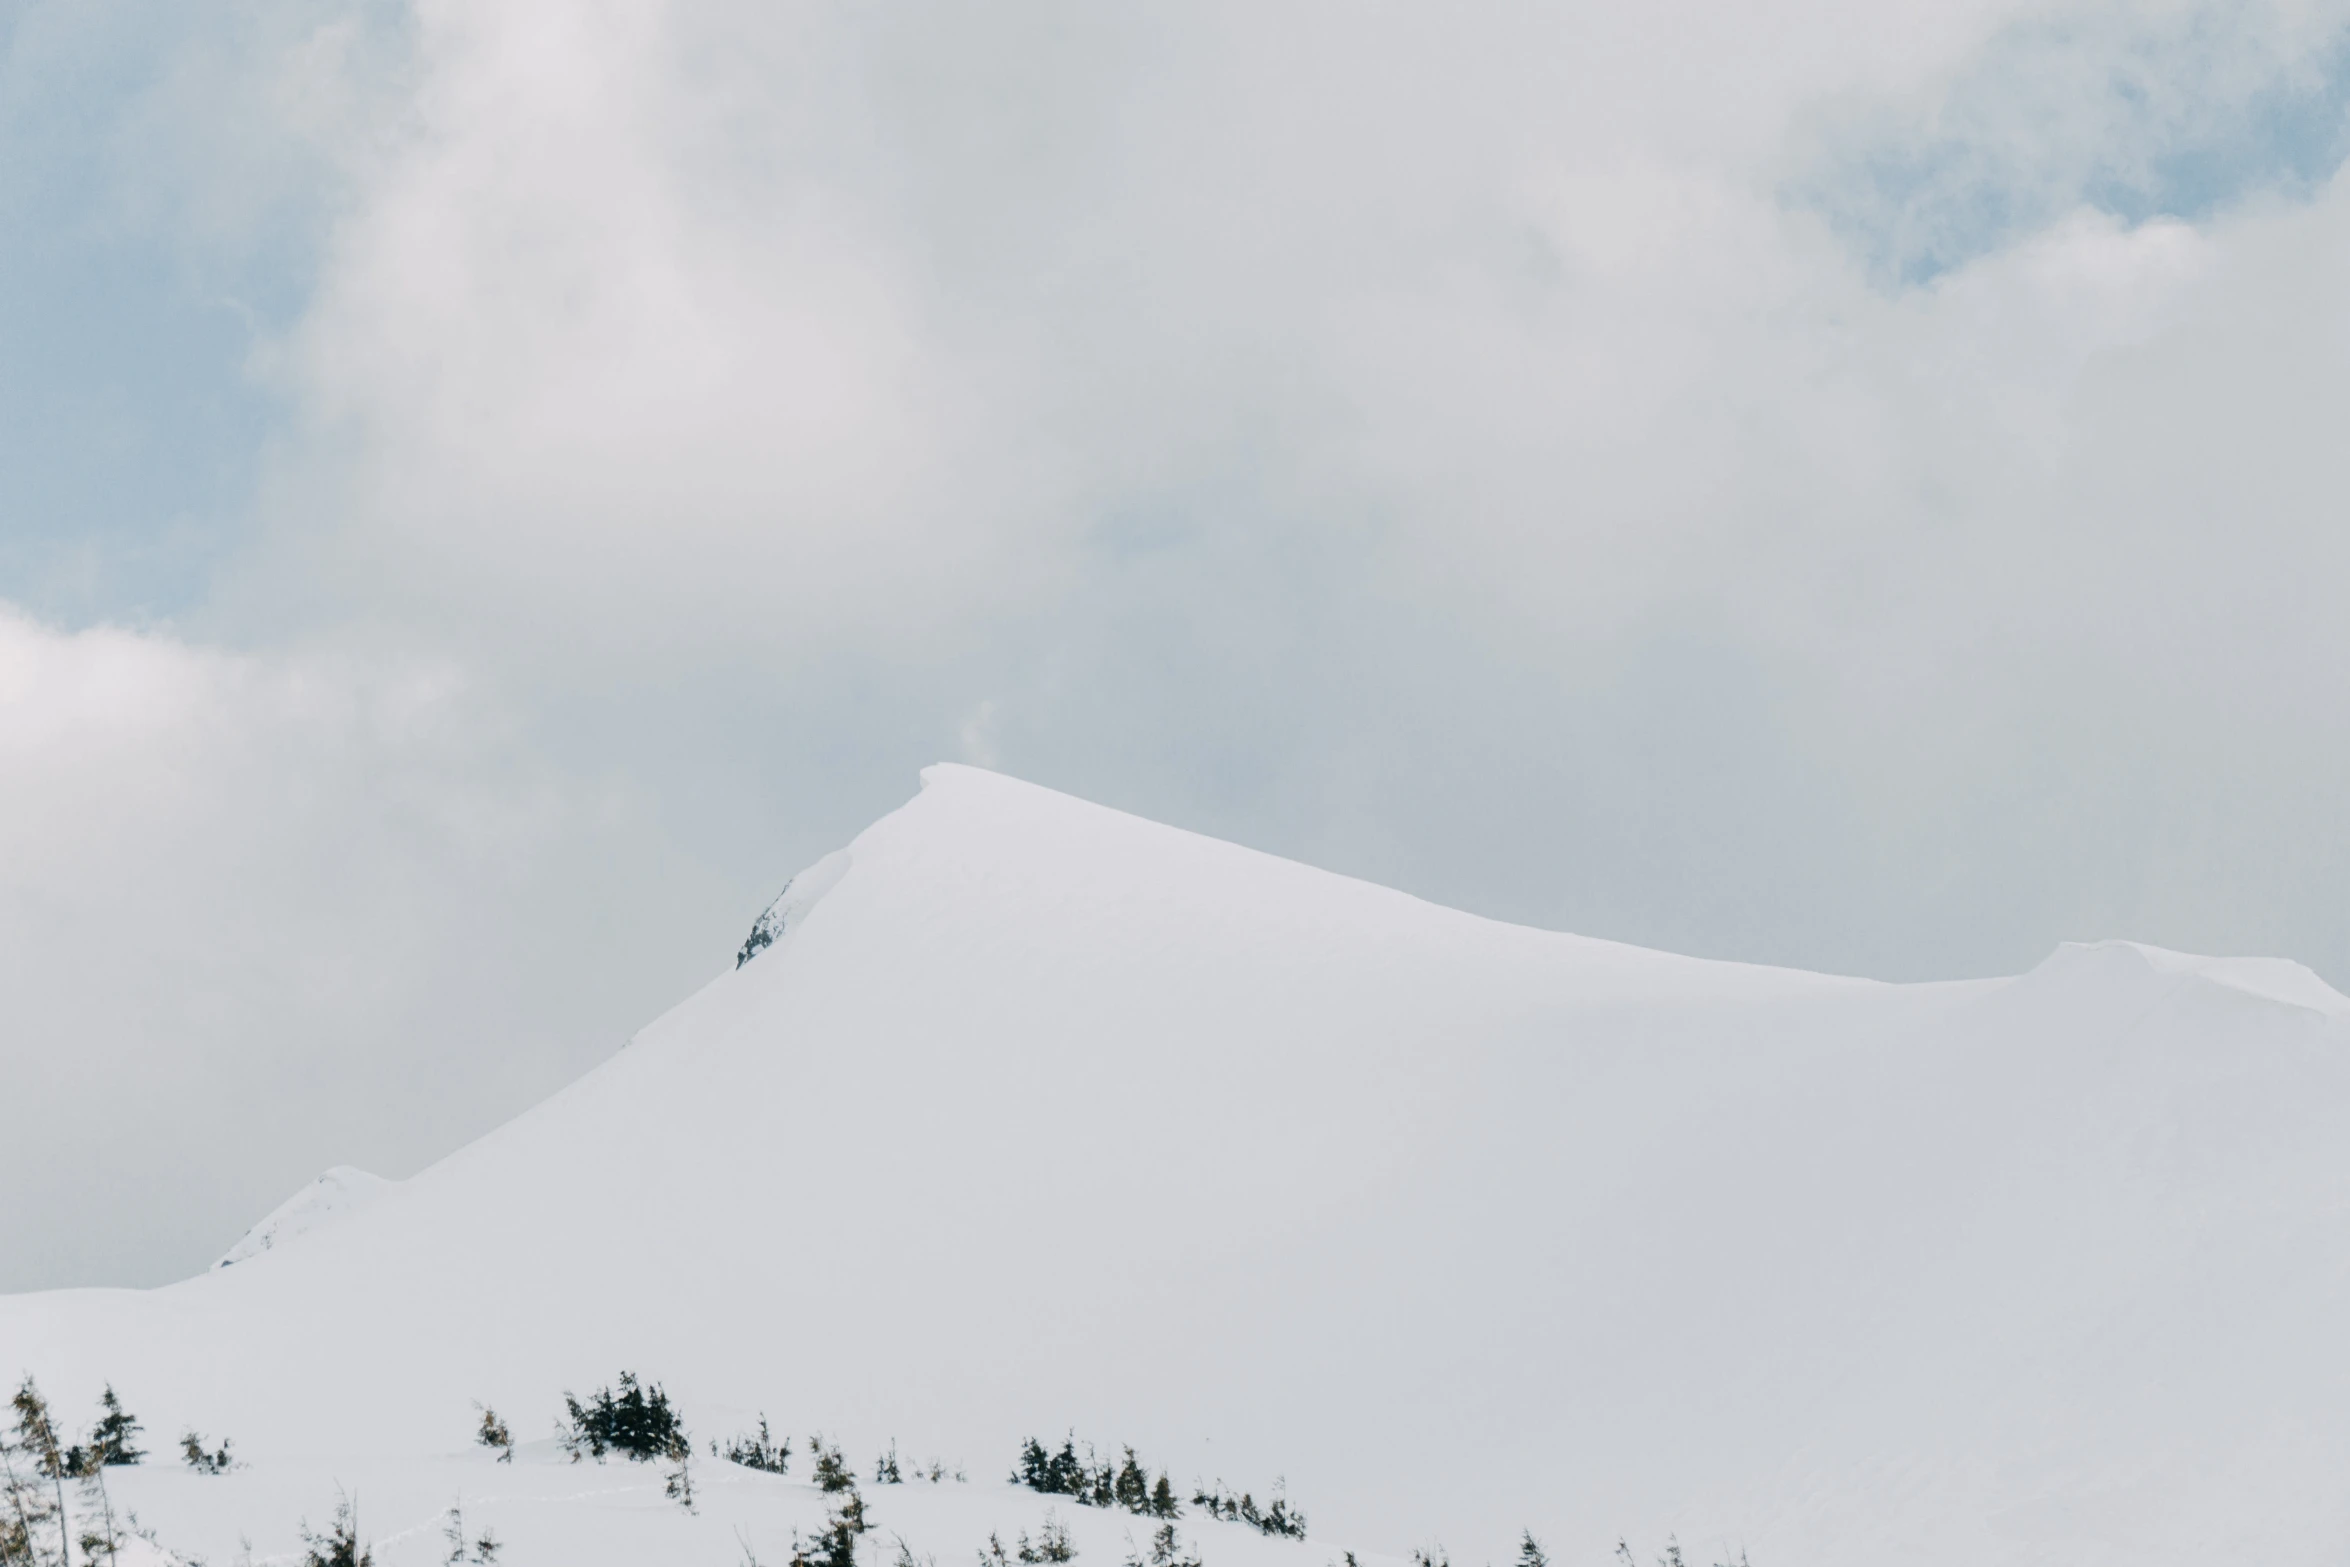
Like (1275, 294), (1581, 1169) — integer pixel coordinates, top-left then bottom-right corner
(8, 764), (2350, 1567)
(213, 1168), (390, 1271)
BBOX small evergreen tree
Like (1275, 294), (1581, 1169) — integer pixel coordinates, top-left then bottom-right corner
(1123, 1524), (1197, 1567)
(1147, 1475), (1177, 1520)
(1112, 1450), (1147, 1514)
(441, 1502), (500, 1566)
(719, 1418), (790, 1474)
(179, 1433), (234, 1475)
(299, 1493), (373, 1567)
(1516, 1534), (1547, 1567)
(1015, 1441), (1051, 1492)
(473, 1407), (512, 1464)
(789, 1480), (869, 1567)
(73, 1458), (123, 1565)
(874, 1442), (903, 1485)
(666, 1445), (696, 1512)
(7, 1380), (69, 1567)
(1015, 1515), (1075, 1565)
(84, 1392), (140, 1471)
(978, 1534), (1012, 1567)
(810, 1438), (856, 1494)
(2, 1422), (61, 1567)
(560, 1373), (685, 1463)
(1256, 1485), (1306, 1541)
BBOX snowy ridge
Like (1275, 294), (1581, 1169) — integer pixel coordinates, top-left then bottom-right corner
(213, 1166), (391, 1270)
(2039, 937), (2350, 1017)
(736, 848), (854, 968)
(7, 765), (2350, 1567)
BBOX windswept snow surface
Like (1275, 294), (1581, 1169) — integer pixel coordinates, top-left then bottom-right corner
(9, 765), (2350, 1566)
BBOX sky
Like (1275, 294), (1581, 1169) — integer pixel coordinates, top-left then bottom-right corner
(5, 0), (2350, 1293)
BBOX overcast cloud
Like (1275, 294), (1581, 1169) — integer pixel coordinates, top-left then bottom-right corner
(7, 0), (2350, 1290)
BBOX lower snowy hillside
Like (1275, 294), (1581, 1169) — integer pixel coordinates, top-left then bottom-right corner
(9, 765), (2350, 1567)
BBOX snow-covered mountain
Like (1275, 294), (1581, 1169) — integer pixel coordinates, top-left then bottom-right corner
(8, 764), (2350, 1567)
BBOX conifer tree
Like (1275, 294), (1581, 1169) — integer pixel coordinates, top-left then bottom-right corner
(1147, 1475), (1177, 1520)
(1122, 1524), (1197, 1567)
(1014, 1514), (1074, 1565)
(473, 1407), (512, 1464)
(179, 1433), (233, 1475)
(1015, 1441), (1052, 1492)
(561, 1372), (685, 1463)
(2, 1423), (61, 1567)
(811, 1438), (856, 1495)
(1113, 1450), (1147, 1513)
(789, 1474), (869, 1567)
(8, 1381), (69, 1567)
(720, 1418), (790, 1474)
(84, 1392), (139, 1471)
(1515, 1533), (1547, 1567)
(299, 1493), (373, 1567)
(72, 1457), (121, 1566)
(441, 1501), (501, 1566)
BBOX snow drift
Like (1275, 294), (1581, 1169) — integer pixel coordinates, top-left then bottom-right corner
(7, 764), (2350, 1567)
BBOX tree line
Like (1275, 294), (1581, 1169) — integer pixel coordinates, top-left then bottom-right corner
(8, 1367), (1745, 1567)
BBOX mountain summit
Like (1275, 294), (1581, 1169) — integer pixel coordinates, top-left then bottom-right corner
(7, 765), (2350, 1567)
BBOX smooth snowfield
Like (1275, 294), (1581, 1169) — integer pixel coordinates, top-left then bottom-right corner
(8, 764), (2350, 1567)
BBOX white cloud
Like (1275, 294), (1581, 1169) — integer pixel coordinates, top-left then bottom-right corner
(0, 608), (733, 1287)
